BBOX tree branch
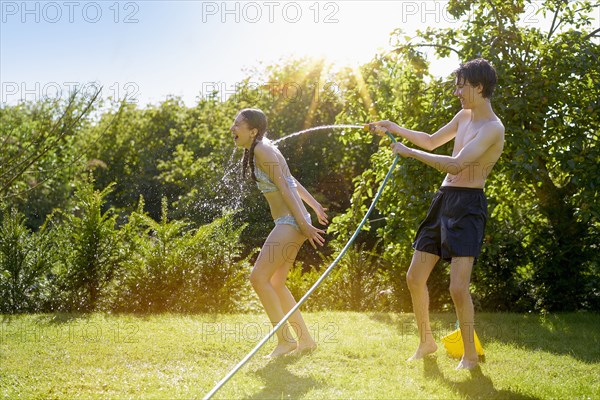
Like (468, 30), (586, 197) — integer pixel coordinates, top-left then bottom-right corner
(0, 88), (102, 196)
(547, 2), (563, 40)
(1, 99), (127, 201)
(550, 2), (600, 40)
(583, 28), (600, 40)
(0, 96), (79, 183)
(393, 44), (463, 58)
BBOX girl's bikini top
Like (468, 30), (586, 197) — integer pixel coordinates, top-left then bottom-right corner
(254, 164), (297, 193)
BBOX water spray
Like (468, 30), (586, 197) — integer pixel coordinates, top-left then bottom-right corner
(203, 125), (397, 400)
(272, 124), (364, 144)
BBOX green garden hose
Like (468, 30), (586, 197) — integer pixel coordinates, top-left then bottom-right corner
(203, 128), (398, 400)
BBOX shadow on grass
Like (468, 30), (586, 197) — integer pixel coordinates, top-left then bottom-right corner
(369, 312), (600, 364)
(1, 313), (89, 325)
(37, 313), (89, 324)
(248, 355), (321, 400)
(423, 357), (540, 400)
(475, 313), (600, 364)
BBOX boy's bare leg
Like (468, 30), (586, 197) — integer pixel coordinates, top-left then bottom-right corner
(450, 256), (478, 369)
(406, 250), (440, 360)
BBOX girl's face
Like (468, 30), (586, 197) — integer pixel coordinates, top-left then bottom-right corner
(231, 114), (257, 149)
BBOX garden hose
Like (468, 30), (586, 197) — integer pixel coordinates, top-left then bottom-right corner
(203, 127), (398, 400)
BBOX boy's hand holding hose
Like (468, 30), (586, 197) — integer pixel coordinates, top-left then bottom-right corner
(363, 123), (395, 141)
(364, 123), (413, 157)
(364, 120), (401, 137)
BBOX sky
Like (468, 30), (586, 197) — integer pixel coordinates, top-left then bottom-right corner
(0, 0), (581, 107)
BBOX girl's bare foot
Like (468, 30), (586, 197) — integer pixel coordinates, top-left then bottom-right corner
(291, 341), (317, 356)
(407, 342), (438, 361)
(267, 341), (297, 358)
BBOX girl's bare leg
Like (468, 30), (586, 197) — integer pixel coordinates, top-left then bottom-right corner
(270, 239), (316, 352)
(250, 225), (306, 357)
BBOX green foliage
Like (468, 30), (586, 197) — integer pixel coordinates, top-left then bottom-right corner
(0, 177), (252, 313)
(0, 90), (101, 228)
(437, 0), (599, 311)
(45, 175), (125, 312)
(332, 0), (600, 311)
(86, 95), (251, 227)
(112, 200), (252, 313)
(328, 49), (457, 310)
(87, 99), (189, 221)
(286, 243), (394, 312)
(0, 1), (598, 313)
(0, 208), (51, 313)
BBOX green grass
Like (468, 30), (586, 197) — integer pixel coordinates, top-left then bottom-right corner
(1, 312), (599, 399)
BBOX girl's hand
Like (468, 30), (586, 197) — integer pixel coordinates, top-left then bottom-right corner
(300, 223), (326, 249)
(313, 203), (329, 226)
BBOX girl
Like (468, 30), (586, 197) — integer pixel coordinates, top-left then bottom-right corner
(231, 108), (328, 357)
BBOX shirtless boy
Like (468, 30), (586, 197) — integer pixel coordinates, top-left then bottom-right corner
(368, 58), (505, 370)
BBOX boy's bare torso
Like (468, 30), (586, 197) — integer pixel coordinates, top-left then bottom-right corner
(443, 110), (504, 188)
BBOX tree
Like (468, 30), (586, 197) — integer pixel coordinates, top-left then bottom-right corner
(0, 89), (104, 228)
(419, 0), (600, 311)
(334, 0), (599, 311)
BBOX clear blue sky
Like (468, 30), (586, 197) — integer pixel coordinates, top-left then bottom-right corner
(1, 1), (562, 106)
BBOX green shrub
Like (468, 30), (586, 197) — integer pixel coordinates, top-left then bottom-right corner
(287, 243), (392, 311)
(112, 199), (253, 313)
(45, 176), (125, 312)
(0, 208), (51, 313)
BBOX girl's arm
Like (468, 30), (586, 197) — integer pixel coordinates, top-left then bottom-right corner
(295, 180), (328, 226)
(254, 144), (325, 248)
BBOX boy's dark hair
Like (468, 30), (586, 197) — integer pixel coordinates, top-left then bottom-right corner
(454, 58), (497, 98)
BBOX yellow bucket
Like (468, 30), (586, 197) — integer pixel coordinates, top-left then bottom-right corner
(441, 328), (484, 359)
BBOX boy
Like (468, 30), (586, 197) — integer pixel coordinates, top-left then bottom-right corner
(368, 58), (504, 369)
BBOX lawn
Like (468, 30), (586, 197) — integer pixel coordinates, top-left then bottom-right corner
(1, 312), (598, 399)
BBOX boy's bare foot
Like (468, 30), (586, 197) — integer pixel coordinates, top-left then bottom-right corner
(266, 342), (297, 358)
(455, 357), (478, 370)
(407, 342), (438, 361)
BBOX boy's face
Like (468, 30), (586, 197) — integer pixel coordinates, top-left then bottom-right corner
(453, 77), (481, 109)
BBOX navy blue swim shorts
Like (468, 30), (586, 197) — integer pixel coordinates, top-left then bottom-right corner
(412, 186), (488, 261)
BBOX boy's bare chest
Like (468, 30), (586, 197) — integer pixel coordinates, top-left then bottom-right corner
(454, 121), (483, 152)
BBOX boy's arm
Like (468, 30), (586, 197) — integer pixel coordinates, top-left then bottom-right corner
(391, 121), (504, 174)
(368, 110), (465, 151)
